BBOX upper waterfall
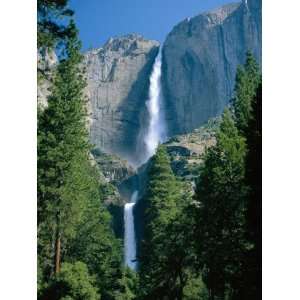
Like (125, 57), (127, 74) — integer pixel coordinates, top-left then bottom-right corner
(140, 50), (167, 165)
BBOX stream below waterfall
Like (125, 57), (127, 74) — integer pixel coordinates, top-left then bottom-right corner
(123, 49), (166, 270)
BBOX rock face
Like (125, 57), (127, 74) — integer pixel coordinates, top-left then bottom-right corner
(91, 148), (135, 186)
(165, 119), (218, 181)
(162, 0), (261, 136)
(84, 34), (160, 165)
(37, 48), (58, 109)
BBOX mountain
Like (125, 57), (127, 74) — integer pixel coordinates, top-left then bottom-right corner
(83, 0), (261, 164)
(38, 0), (261, 176)
(84, 34), (159, 165)
(162, 0), (261, 136)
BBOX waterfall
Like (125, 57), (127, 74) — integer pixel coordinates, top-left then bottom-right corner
(142, 49), (167, 163)
(124, 49), (166, 270)
(124, 191), (138, 270)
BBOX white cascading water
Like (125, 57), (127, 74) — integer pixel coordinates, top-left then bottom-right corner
(143, 50), (167, 162)
(124, 190), (138, 270)
(124, 49), (166, 270)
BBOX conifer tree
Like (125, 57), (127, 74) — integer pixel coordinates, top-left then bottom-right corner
(242, 83), (262, 300)
(67, 171), (125, 300)
(38, 0), (74, 49)
(139, 146), (193, 299)
(194, 109), (248, 300)
(233, 52), (260, 135)
(38, 20), (125, 300)
(38, 20), (88, 275)
(232, 54), (262, 300)
(41, 261), (100, 300)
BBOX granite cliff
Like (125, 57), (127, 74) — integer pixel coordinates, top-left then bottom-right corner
(84, 34), (159, 165)
(162, 0), (261, 136)
(83, 0), (261, 163)
(37, 48), (58, 109)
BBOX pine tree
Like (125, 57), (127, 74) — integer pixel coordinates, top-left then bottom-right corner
(38, 0), (74, 49)
(42, 261), (100, 300)
(233, 52), (260, 135)
(67, 171), (124, 300)
(37, 19), (99, 282)
(193, 54), (262, 299)
(232, 53), (262, 300)
(242, 83), (262, 300)
(139, 146), (193, 299)
(37, 4), (127, 299)
(194, 109), (248, 300)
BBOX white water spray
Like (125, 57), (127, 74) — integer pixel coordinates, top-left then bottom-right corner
(124, 191), (138, 270)
(143, 50), (167, 162)
(124, 49), (166, 270)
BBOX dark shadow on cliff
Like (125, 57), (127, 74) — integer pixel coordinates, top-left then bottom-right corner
(115, 46), (159, 165)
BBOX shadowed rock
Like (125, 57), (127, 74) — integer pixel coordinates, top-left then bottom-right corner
(162, 0), (261, 136)
(84, 34), (160, 165)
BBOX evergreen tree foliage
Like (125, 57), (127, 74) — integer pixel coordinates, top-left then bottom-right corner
(115, 268), (139, 300)
(41, 261), (99, 300)
(37, 19), (124, 299)
(139, 146), (195, 299)
(232, 53), (262, 300)
(191, 54), (261, 300)
(194, 109), (248, 299)
(233, 52), (260, 135)
(241, 83), (262, 300)
(67, 179), (124, 300)
(38, 0), (74, 49)
(38, 21), (89, 276)
(182, 273), (209, 300)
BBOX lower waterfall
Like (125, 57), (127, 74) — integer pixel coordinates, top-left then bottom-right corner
(124, 190), (138, 270)
(124, 49), (166, 270)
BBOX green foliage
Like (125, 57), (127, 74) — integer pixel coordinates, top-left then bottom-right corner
(37, 16), (124, 300)
(190, 54), (261, 300)
(38, 0), (74, 49)
(41, 262), (99, 300)
(232, 54), (262, 300)
(67, 188), (124, 300)
(37, 22), (89, 276)
(194, 109), (247, 299)
(139, 146), (196, 299)
(241, 83), (262, 300)
(114, 268), (139, 300)
(233, 52), (261, 134)
(38, 24), (83, 288)
(183, 273), (209, 300)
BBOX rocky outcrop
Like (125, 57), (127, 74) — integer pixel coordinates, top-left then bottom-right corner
(37, 48), (58, 109)
(165, 119), (218, 181)
(91, 148), (135, 186)
(84, 34), (160, 165)
(162, 0), (261, 136)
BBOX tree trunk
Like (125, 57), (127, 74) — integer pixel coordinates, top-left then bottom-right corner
(54, 211), (61, 274)
(54, 233), (61, 273)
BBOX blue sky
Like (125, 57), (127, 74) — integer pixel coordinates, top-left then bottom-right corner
(69, 0), (238, 51)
